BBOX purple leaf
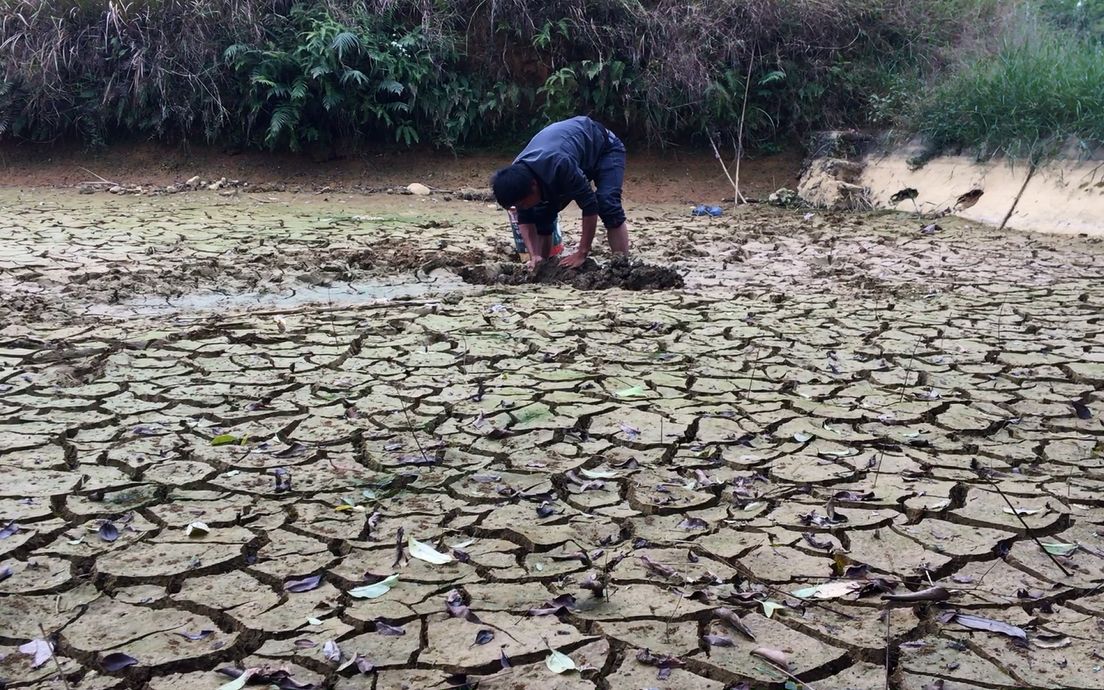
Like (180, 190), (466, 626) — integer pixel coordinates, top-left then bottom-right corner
(175, 629), (213, 641)
(618, 421), (641, 439)
(355, 654), (375, 674)
(1072, 401), (1092, 420)
(0, 564), (12, 582)
(948, 612), (1026, 640)
(658, 666), (672, 680)
(273, 466), (293, 492)
(529, 593), (578, 616)
(374, 620), (405, 636)
(102, 652), (139, 671)
(536, 501), (556, 518)
(499, 649), (512, 668)
(474, 629), (494, 645)
(0, 521), (19, 539)
(19, 639), (53, 669)
(294, 639), (318, 648)
(703, 634), (735, 647)
(98, 521), (119, 542)
(452, 548), (471, 563)
(275, 443), (306, 458)
(284, 574), (322, 592)
(677, 517), (709, 531)
(322, 639), (342, 662)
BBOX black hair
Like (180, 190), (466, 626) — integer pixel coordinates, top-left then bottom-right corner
(491, 164), (533, 208)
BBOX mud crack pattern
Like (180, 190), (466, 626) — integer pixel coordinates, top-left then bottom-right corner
(1, 190), (1104, 690)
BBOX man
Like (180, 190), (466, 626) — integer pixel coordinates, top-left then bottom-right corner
(491, 116), (630, 269)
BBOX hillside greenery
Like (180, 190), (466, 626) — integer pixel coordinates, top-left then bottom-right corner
(0, 0), (1100, 157)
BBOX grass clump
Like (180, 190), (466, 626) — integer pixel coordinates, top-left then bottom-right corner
(912, 15), (1104, 159)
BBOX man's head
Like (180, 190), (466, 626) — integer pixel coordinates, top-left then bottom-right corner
(492, 164), (541, 210)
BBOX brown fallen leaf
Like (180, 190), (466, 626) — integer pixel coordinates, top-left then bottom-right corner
(714, 607), (756, 641)
(751, 646), (790, 670)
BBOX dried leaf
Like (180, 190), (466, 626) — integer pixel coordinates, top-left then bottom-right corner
(0, 521), (19, 539)
(948, 612), (1027, 640)
(285, 574), (323, 593)
(639, 555), (677, 579)
(1031, 633), (1071, 649)
(761, 601), (785, 618)
(1041, 542), (1078, 556)
(474, 629), (494, 645)
(616, 385), (646, 398)
(677, 517), (709, 531)
(355, 655), (375, 674)
(348, 574), (399, 599)
(184, 521), (210, 538)
(580, 467), (619, 479)
(882, 586), (950, 603)
(102, 652), (139, 671)
(703, 634), (734, 647)
(374, 620), (405, 636)
(545, 649), (576, 674)
(322, 640), (341, 662)
(18, 639), (53, 669)
(217, 668), (258, 690)
(791, 580), (867, 600)
(751, 646), (790, 669)
(98, 521), (119, 542)
(408, 536), (453, 564)
(1002, 507), (1040, 516)
(636, 648), (685, 670)
(714, 607), (756, 641)
(618, 421), (641, 439)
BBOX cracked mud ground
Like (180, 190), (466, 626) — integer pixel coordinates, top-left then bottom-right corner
(2, 189), (1103, 690)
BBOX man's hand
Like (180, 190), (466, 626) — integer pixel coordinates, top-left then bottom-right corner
(560, 251), (589, 269)
(527, 256), (544, 271)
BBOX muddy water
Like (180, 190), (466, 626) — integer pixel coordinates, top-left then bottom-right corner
(1, 189), (1104, 690)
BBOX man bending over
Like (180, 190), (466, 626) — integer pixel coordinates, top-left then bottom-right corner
(491, 116), (631, 269)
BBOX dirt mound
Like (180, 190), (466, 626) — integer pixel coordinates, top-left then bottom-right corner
(456, 256), (685, 290)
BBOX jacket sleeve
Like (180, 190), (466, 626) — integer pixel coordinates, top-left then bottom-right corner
(551, 154), (599, 216)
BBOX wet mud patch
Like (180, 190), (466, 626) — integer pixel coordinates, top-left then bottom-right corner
(457, 256), (685, 290)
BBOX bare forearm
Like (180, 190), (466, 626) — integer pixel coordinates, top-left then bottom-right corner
(519, 223), (543, 258)
(578, 215), (599, 254)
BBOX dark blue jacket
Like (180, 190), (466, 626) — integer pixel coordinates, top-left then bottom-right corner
(515, 116), (608, 223)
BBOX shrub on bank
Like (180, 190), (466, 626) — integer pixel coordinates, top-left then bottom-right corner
(0, 0), (1098, 156)
(913, 13), (1104, 158)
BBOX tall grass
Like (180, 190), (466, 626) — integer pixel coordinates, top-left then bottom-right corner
(912, 14), (1104, 158)
(3, 0), (1096, 155)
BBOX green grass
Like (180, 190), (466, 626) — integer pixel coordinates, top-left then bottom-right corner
(913, 22), (1104, 158)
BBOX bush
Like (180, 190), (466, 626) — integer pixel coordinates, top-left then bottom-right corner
(912, 15), (1104, 158)
(3, 0), (1091, 155)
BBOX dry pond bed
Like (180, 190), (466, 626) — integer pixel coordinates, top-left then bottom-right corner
(1, 189), (1103, 690)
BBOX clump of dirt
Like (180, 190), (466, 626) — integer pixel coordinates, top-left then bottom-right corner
(456, 255), (685, 290)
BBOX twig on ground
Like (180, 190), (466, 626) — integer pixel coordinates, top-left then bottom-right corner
(884, 607), (891, 690)
(78, 166), (118, 186)
(399, 397), (431, 463)
(984, 476), (1072, 576)
(38, 623), (72, 690)
(708, 132), (746, 209)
